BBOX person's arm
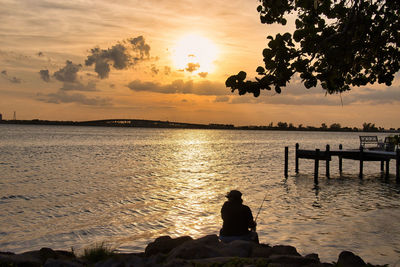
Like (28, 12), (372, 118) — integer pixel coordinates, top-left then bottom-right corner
(246, 206), (257, 230)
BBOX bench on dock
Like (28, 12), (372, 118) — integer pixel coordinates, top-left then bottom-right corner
(359, 136), (383, 150)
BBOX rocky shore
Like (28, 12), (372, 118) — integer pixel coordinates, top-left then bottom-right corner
(0, 235), (387, 266)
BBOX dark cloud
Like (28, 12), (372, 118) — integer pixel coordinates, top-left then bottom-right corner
(85, 44), (128, 79)
(127, 79), (228, 96)
(151, 64), (159, 75)
(128, 36), (151, 59)
(85, 36), (151, 79)
(39, 69), (50, 82)
(198, 72), (208, 78)
(164, 66), (171, 75)
(185, 62), (200, 72)
(37, 90), (111, 106)
(53, 60), (81, 82)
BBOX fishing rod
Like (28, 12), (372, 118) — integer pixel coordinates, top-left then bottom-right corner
(254, 193), (268, 223)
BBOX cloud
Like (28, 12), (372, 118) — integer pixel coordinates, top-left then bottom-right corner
(151, 64), (159, 75)
(198, 72), (208, 78)
(37, 90), (111, 106)
(60, 81), (97, 91)
(1, 69), (22, 83)
(85, 36), (151, 79)
(127, 79), (229, 96)
(214, 96), (230, 103)
(10, 77), (21, 83)
(39, 69), (50, 82)
(227, 83), (400, 106)
(85, 44), (128, 79)
(41, 61), (96, 91)
(185, 63), (200, 72)
(164, 66), (171, 75)
(53, 60), (81, 82)
(129, 36), (151, 59)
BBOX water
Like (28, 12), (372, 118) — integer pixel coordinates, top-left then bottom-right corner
(0, 124), (399, 265)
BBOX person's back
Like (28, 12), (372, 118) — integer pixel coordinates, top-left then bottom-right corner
(219, 190), (258, 243)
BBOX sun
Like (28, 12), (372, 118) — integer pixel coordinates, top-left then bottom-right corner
(171, 34), (218, 75)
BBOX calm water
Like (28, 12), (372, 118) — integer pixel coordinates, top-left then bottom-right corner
(0, 125), (399, 265)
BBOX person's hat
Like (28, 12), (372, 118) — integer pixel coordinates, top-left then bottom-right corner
(226, 190), (242, 199)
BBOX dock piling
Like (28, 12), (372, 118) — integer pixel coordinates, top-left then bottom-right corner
(295, 143), (299, 173)
(359, 146), (364, 179)
(381, 161), (384, 172)
(314, 149), (320, 185)
(396, 149), (399, 183)
(326, 144), (330, 178)
(284, 146), (289, 178)
(339, 144), (343, 174)
(386, 160), (390, 179)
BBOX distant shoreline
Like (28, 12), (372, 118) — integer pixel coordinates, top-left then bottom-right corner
(0, 119), (399, 133)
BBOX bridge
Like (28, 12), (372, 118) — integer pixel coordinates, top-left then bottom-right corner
(78, 119), (235, 129)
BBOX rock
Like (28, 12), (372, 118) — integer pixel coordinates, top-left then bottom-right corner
(145, 235), (193, 256)
(220, 240), (254, 257)
(305, 253), (320, 261)
(268, 254), (320, 266)
(44, 258), (84, 267)
(0, 252), (42, 267)
(167, 235), (224, 261)
(271, 245), (301, 256)
(250, 243), (273, 258)
(337, 251), (366, 267)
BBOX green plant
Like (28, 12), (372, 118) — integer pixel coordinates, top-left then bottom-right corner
(81, 242), (115, 264)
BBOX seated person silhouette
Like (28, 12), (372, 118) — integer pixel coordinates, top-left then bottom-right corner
(219, 190), (259, 243)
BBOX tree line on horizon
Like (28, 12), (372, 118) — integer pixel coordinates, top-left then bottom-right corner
(239, 122), (399, 132)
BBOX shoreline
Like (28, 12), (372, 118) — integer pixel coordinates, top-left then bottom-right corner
(1, 119), (399, 133)
(0, 235), (388, 266)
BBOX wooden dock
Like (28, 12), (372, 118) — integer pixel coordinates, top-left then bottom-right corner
(284, 143), (400, 184)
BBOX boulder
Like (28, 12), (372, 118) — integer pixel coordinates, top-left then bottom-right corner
(250, 243), (273, 258)
(0, 252), (42, 267)
(220, 240), (254, 257)
(145, 235), (193, 256)
(167, 235), (224, 261)
(337, 251), (366, 267)
(44, 258), (84, 267)
(271, 245), (301, 256)
(268, 254), (320, 266)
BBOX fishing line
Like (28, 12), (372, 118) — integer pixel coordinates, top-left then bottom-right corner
(255, 193), (268, 223)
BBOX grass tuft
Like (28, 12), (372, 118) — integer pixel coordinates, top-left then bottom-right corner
(81, 242), (115, 263)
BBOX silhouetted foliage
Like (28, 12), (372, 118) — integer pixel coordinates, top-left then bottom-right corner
(226, 0), (400, 96)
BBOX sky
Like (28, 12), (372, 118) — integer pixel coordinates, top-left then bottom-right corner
(0, 0), (399, 128)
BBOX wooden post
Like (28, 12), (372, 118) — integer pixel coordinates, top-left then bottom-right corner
(326, 144), (330, 178)
(381, 161), (384, 172)
(339, 144), (343, 174)
(396, 149), (399, 183)
(385, 160), (390, 179)
(284, 146), (289, 178)
(295, 143), (299, 173)
(359, 146), (364, 179)
(314, 149), (320, 185)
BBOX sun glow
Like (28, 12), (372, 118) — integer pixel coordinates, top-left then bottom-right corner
(171, 34), (218, 75)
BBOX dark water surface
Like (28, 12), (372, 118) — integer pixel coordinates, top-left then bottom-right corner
(1, 125), (399, 265)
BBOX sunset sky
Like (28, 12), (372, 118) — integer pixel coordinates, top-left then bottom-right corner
(1, 0), (399, 128)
